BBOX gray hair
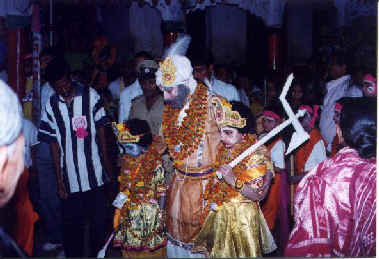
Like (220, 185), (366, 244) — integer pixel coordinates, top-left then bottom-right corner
(0, 80), (23, 146)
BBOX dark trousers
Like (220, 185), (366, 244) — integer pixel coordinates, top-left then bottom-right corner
(62, 186), (108, 257)
(35, 142), (63, 243)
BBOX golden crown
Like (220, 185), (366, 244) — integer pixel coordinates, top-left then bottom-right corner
(159, 57), (176, 87)
(112, 122), (141, 143)
(211, 96), (246, 129)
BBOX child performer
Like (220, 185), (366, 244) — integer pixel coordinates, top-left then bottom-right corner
(259, 105), (290, 252)
(289, 105), (327, 185)
(192, 100), (276, 257)
(112, 119), (167, 258)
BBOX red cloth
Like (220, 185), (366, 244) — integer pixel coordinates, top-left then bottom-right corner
(12, 168), (39, 256)
(285, 147), (376, 257)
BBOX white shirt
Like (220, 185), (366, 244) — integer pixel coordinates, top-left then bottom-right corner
(303, 140), (327, 172)
(0, 70), (7, 83)
(238, 88), (250, 107)
(209, 78), (240, 102)
(118, 79), (143, 123)
(319, 75), (362, 149)
(270, 139), (286, 169)
(23, 119), (39, 168)
(41, 82), (55, 116)
(108, 77), (123, 101)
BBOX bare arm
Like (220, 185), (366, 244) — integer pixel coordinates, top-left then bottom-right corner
(97, 126), (114, 180)
(50, 141), (68, 199)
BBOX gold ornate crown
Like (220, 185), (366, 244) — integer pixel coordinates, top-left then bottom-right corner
(159, 57), (176, 87)
(211, 96), (246, 129)
(112, 122), (141, 143)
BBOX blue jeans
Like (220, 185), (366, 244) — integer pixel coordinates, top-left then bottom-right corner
(35, 141), (63, 244)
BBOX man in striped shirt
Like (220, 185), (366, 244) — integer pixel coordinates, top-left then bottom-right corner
(38, 58), (112, 257)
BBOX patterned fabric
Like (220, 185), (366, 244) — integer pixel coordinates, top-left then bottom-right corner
(285, 147), (376, 257)
(113, 161), (166, 252)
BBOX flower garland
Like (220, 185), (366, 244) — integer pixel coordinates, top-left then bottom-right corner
(118, 142), (162, 209)
(201, 134), (258, 223)
(161, 83), (208, 161)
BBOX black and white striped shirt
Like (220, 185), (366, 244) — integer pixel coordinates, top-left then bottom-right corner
(38, 83), (110, 193)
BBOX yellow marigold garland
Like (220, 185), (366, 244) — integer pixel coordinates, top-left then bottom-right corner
(161, 83), (208, 161)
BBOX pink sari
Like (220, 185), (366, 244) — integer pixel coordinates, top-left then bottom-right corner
(285, 147), (376, 257)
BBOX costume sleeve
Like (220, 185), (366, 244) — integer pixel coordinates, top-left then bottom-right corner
(91, 88), (109, 127)
(38, 99), (57, 143)
(240, 146), (273, 187)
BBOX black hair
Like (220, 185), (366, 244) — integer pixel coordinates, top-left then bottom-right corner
(229, 101), (256, 134)
(329, 50), (349, 67)
(125, 118), (153, 148)
(340, 97), (376, 159)
(45, 57), (70, 85)
(134, 51), (153, 61)
(189, 51), (214, 67)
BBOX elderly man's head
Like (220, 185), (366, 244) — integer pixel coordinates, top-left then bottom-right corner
(0, 80), (25, 207)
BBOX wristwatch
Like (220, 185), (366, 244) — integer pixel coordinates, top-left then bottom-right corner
(234, 178), (244, 191)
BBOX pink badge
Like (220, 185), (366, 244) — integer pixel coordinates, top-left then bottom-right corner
(72, 116), (88, 139)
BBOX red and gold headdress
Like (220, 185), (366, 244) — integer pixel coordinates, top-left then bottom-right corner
(211, 96), (246, 129)
(112, 122), (142, 143)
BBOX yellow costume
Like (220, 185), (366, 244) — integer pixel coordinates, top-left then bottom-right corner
(193, 135), (277, 257)
(112, 125), (167, 258)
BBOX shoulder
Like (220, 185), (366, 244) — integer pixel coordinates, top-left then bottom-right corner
(120, 80), (141, 96)
(23, 119), (37, 132)
(131, 95), (145, 104)
(108, 78), (121, 88)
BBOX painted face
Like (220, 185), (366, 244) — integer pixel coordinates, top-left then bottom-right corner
(220, 126), (243, 148)
(262, 116), (278, 133)
(53, 75), (74, 99)
(160, 84), (189, 109)
(123, 143), (144, 157)
(333, 109), (342, 125)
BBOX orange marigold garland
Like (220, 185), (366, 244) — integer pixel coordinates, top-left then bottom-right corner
(201, 134), (260, 223)
(161, 83), (208, 161)
(118, 142), (163, 209)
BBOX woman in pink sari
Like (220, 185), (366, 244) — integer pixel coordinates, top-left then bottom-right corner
(285, 97), (376, 257)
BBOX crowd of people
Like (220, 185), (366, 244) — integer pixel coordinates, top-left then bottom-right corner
(0, 33), (376, 258)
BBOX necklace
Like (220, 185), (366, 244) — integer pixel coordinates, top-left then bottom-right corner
(161, 83), (208, 161)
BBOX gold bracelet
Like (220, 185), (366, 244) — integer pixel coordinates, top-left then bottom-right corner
(234, 178), (244, 191)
